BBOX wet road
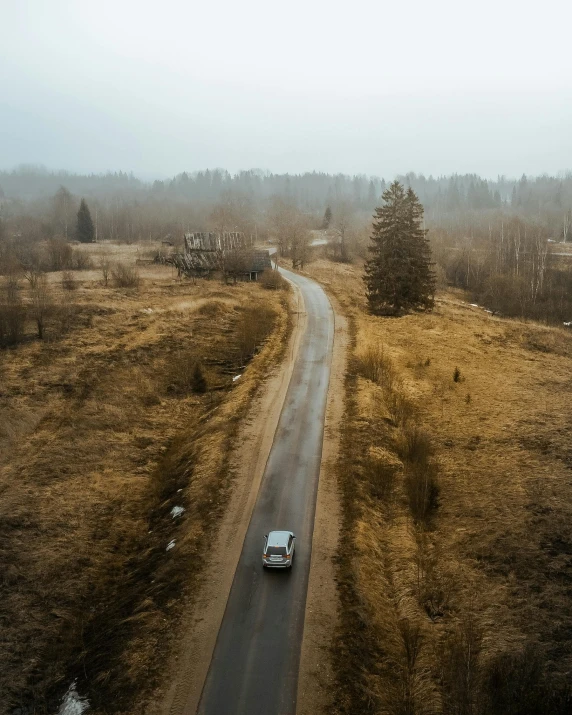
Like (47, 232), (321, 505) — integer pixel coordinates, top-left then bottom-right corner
(198, 268), (334, 715)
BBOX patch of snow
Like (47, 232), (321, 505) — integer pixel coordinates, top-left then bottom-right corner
(57, 681), (89, 715)
(469, 303), (479, 308)
(166, 539), (176, 551)
(564, 322), (572, 327)
(232, 374), (242, 382)
(141, 308), (153, 314)
(170, 506), (185, 519)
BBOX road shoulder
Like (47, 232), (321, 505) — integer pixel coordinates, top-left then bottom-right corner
(149, 282), (307, 715)
(296, 292), (348, 715)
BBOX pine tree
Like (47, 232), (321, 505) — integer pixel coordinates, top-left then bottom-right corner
(404, 186), (435, 311)
(364, 181), (435, 315)
(76, 198), (95, 243)
(322, 206), (332, 229)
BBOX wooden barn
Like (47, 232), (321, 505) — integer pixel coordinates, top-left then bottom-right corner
(167, 232), (272, 280)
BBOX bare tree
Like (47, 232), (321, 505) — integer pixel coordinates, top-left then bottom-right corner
(30, 275), (53, 340)
(331, 201), (354, 262)
(268, 198), (310, 266)
(291, 223), (310, 269)
(209, 190), (255, 241)
(52, 186), (73, 240)
(563, 209), (572, 242)
(99, 252), (111, 286)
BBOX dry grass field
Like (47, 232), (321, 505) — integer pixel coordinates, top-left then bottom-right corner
(0, 244), (289, 714)
(301, 259), (572, 714)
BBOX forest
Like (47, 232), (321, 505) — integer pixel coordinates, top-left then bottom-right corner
(1, 166), (572, 325)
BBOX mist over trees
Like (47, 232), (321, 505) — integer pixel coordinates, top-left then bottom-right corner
(1, 165), (572, 324)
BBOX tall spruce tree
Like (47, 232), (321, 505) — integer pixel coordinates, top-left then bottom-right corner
(364, 181), (435, 315)
(76, 198), (95, 243)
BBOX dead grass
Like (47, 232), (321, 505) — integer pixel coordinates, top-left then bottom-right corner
(300, 259), (572, 714)
(0, 244), (290, 714)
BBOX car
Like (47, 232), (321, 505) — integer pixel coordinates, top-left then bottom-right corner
(262, 530), (296, 569)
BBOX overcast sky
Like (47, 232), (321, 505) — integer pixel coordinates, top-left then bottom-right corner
(2, 0), (571, 179)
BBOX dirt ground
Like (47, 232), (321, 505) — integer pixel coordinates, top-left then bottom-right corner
(300, 257), (572, 714)
(0, 243), (290, 714)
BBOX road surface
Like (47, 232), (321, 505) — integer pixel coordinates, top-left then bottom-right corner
(197, 268), (334, 715)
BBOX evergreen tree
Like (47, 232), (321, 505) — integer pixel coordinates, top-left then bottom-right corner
(76, 198), (95, 243)
(403, 186), (435, 310)
(364, 181), (435, 315)
(322, 206), (332, 228)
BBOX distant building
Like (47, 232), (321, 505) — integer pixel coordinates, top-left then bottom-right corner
(174, 231), (271, 280)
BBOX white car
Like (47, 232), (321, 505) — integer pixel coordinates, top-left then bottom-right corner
(262, 530), (296, 569)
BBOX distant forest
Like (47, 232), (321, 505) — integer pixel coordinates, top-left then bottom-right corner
(2, 165), (572, 325)
(1, 165), (572, 240)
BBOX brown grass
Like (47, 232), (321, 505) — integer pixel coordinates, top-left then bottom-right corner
(300, 259), (572, 714)
(0, 245), (290, 714)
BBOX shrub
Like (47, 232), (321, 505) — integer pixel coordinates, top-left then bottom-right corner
(386, 389), (415, 427)
(46, 238), (73, 271)
(482, 645), (572, 715)
(356, 343), (394, 388)
(259, 269), (289, 290)
(72, 249), (93, 270)
(30, 276), (54, 340)
(362, 454), (398, 503)
(0, 280), (26, 346)
(236, 305), (275, 365)
(112, 263), (140, 288)
(398, 427), (440, 524)
(191, 362), (207, 394)
(440, 614), (483, 715)
(453, 366), (461, 382)
(397, 426), (433, 464)
(166, 351), (200, 395)
(61, 271), (77, 291)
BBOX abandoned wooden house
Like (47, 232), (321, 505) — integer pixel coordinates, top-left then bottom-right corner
(168, 232), (271, 280)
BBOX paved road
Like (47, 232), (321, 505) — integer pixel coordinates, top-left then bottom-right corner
(198, 268), (334, 715)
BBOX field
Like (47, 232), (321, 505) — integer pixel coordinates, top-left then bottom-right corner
(0, 245), (289, 714)
(301, 258), (572, 714)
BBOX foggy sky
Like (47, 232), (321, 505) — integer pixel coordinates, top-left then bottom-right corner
(2, 0), (572, 179)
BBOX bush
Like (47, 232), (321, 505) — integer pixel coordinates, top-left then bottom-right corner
(191, 362), (207, 393)
(112, 263), (140, 288)
(386, 389), (415, 426)
(61, 271), (77, 291)
(397, 426), (430, 463)
(362, 454), (398, 503)
(483, 645), (572, 715)
(165, 352), (210, 395)
(72, 249), (93, 270)
(46, 238), (73, 271)
(405, 462), (440, 525)
(356, 343), (394, 388)
(398, 427), (440, 524)
(0, 299), (26, 347)
(259, 270), (289, 290)
(440, 614), (483, 714)
(236, 305), (275, 365)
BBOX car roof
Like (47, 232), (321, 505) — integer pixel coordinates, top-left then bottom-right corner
(267, 530), (293, 545)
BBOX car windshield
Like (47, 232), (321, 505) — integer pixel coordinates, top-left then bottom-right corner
(267, 546), (287, 556)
